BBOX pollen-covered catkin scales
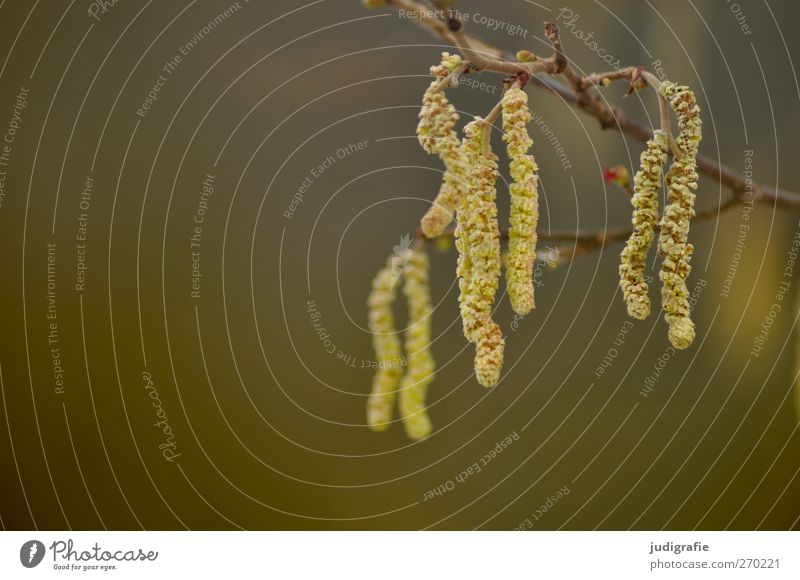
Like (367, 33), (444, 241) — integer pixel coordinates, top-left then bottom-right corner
(474, 320), (504, 388)
(366, 258), (404, 431)
(619, 130), (669, 320)
(418, 53), (469, 238)
(398, 246), (435, 440)
(659, 82), (702, 349)
(502, 85), (540, 316)
(457, 118), (505, 387)
(457, 119), (501, 341)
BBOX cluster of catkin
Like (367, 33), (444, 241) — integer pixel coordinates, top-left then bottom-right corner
(366, 58), (703, 439)
(619, 81), (701, 349)
(416, 55), (540, 388)
(366, 245), (435, 440)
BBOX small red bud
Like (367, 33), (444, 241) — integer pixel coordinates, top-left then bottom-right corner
(603, 165), (631, 189)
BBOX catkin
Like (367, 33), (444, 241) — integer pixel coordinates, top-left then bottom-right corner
(398, 246), (435, 440)
(475, 320), (505, 388)
(659, 82), (702, 349)
(418, 54), (469, 238)
(619, 130), (669, 320)
(366, 257), (404, 431)
(502, 85), (540, 316)
(457, 118), (501, 341)
(456, 118), (505, 387)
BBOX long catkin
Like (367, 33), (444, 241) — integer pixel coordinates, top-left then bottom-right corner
(418, 53), (469, 238)
(474, 320), (504, 388)
(502, 85), (540, 316)
(366, 257), (404, 431)
(619, 130), (669, 320)
(398, 246), (435, 440)
(457, 118), (505, 387)
(658, 82), (702, 349)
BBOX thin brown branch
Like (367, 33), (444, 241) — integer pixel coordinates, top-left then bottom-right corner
(581, 67), (637, 90)
(480, 81), (517, 155)
(415, 224), (629, 245)
(448, 20), (564, 76)
(416, 195), (744, 257)
(536, 72), (796, 209)
(381, 0), (800, 212)
(543, 22), (567, 74)
(386, 0), (504, 57)
(389, 0), (566, 76)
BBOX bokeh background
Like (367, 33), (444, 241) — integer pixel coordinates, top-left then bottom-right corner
(0, 0), (799, 530)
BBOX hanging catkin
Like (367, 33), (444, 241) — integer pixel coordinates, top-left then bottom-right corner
(658, 82), (702, 349)
(456, 118), (505, 387)
(366, 257), (404, 431)
(474, 320), (504, 388)
(619, 130), (669, 320)
(417, 53), (469, 238)
(398, 245), (435, 440)
(502, 84), (540, 316)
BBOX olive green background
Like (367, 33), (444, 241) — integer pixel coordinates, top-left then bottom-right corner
(0, 0), (799, 530)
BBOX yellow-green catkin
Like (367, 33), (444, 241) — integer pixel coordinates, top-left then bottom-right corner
(456, 118), (505, 387)
(475, 320), (504, 387)
(418, 53), (469, 238)
(659, 82), (702, 349)
(366, 257), (404, 431)
(457, 119), (500, 341)
(398, 246), (435, 440)
(502, 85), (539, 316)
(619, 130), (669, 320)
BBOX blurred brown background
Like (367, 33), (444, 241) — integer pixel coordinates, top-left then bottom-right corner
(0, 0), (798, 530)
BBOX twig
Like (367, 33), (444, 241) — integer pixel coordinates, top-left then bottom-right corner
(430, 62), (466, 93)
(544, 22), (567, 74)
(640, 69), (681, 157)
(381, 0), (800, 212)
(416, 195), (744, 256)
(479, 79), (520, 155)
(448, 20), (564, 76)
(581, 67), (638, 90)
